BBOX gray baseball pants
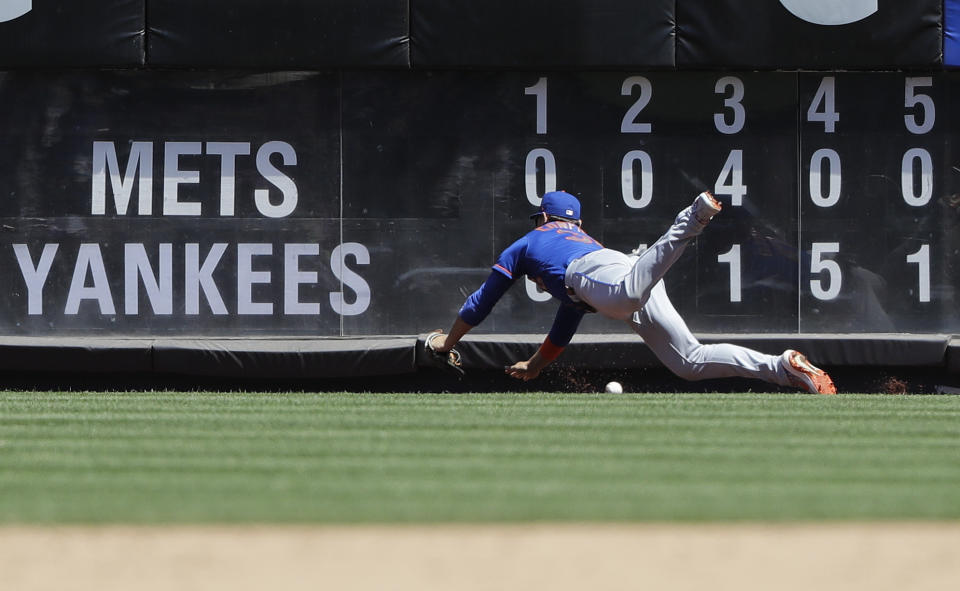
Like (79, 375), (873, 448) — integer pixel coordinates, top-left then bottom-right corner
(565, 201), (792, 385)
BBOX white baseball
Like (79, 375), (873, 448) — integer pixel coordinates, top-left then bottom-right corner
(604, 381), (623, 394)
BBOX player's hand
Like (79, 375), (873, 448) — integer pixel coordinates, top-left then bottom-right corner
(505, 360), (540, 381)
(427, 330), (450, 353)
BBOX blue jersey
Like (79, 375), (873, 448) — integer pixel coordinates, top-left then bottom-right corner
(458, 221), (603, 347)
(493, 221), (602, 301)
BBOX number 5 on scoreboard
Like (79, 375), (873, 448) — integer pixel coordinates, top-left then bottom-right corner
(810, 242), (842, 300)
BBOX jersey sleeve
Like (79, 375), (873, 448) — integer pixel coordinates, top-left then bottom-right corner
(491, 238), (526, 280)
(458, 269), (515, 326)
(546, 304), (586, 347)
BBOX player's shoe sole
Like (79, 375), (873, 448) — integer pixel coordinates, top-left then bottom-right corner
(782, 349), (837, 394)
(692, 191), (722, 225)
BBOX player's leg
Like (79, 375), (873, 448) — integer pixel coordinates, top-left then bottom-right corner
(627, 280), (791, 385)
(622, 192), (721, 309)
(564, 192), (722, 322)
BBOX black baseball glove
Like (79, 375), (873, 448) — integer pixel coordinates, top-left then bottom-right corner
(423, 330), (465, 377)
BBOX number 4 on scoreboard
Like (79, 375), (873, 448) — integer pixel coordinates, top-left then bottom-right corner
(714, 149), (747, 206)
(807, 76), (839, 133)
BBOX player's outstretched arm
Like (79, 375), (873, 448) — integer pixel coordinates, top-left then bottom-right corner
(431, 270), (513, 353)
(505, 350), (551, 381)
(428, 316), (474, 353)
(505, 335), (565, 381)
(504, 304), (585, 381)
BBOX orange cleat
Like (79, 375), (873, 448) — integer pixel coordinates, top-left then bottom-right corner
(692, 191), (722, 225)
(782, 350), (837, 394)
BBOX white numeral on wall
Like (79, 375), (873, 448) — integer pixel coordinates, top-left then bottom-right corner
(807, 76), (839, 133)
(901, 148), (933, 207)
(525, 148), (556, 206)
(717, 244), (742, 303)
(714, 149), (747, 206)
(620, 76), (653, 134)
(524, 77), (548, 135)
(714, 76), (745, 135)
(525, 277), (552, 302)
(906, 244), (931, 303)
(809, 148), (842, 207)
(810, 242), (842, 301)
(904, 77), (935, 135)
(621, 150), (653, 208)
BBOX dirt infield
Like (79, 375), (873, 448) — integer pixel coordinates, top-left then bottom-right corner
(2, 523), (959, 591)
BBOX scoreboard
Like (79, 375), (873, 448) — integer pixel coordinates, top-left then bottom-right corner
(0, 70), (957, 337)
(798, 74), (953, 334)
(348, 71), (959, 337)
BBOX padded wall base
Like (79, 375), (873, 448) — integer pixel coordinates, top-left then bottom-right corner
(0, 334), (953, 380)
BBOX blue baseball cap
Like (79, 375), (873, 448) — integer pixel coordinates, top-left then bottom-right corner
(530, 191), (581, 220)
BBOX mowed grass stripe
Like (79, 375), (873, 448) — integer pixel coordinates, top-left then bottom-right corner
(0, 392), (958, 523)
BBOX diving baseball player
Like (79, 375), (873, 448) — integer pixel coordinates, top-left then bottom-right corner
(427, 190), (837, 394)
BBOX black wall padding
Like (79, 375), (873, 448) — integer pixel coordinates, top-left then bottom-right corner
(677, 0), (942, 69)
(948, 338), (960, 372)
(432, 334), (952, 371)
(411, 0), (675, 68)
(148, 0), (410, 68)
(0, 337), (154, 373)
(0, 334), (948, 379)
(0, 0), (143, 66)
(153, 337), (419, 378)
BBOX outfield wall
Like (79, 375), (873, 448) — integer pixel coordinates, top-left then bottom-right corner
(0, 1), (958, 379)
(2, 69), (959, 339)
(0, 333), (956, 379)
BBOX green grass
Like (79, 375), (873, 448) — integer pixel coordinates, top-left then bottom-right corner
(1, 391), (958, 524)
